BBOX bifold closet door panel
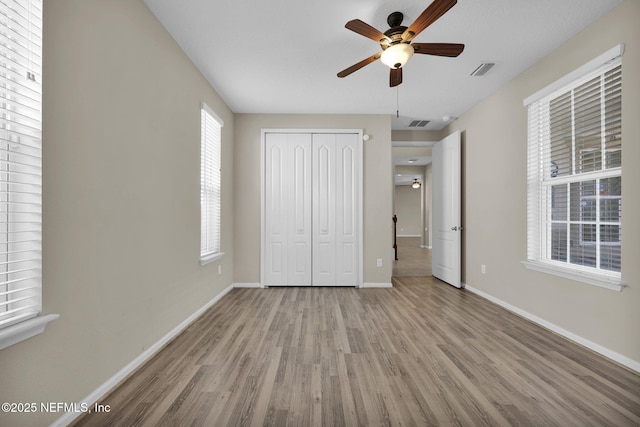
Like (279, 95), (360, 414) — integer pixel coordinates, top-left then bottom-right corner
(334, 133), (358, 286)
(312, 134), (336, 285)
(312, 133), (359, 286)
(287, 136), (312, 285)
(264, 133), (312, 286)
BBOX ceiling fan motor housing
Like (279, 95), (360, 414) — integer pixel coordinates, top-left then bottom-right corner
(384, 12), (408, 43)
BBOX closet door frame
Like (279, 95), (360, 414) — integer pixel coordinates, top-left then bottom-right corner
(260, 129), (364, 288)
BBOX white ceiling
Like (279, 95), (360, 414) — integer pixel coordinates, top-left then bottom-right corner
(395, 156), (432, 167)
(144, 0), (622, 131)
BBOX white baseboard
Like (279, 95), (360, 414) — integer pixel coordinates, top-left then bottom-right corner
(420, 245), (432, 249)
(463, 283), (640, 373)
(233, 282), (261, 288)
(52, 283), (235, 427)
(235, 283), (388, 289)
(397, 234), (421, 237)
(361, 282), (393, 288)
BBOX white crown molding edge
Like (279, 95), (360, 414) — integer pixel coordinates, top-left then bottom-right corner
(392, 141), (436, 147)
(462, 282), (640, 373)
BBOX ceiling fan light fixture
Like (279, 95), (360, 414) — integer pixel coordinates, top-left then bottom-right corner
(412, 179), (421, 189)
(338, 1), (464, 87)
(380, 43), (414, 69)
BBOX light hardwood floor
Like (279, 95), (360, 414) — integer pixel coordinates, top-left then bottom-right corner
(74, 278), (640, 426)
(393, 236), (432, 277)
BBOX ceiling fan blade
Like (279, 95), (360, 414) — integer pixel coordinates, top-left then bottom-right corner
(412, 42), (464, 57)
(345, 19), (390, 44)
(402, 0), (457, 42)
(337, 53), (382, 78)
(390, 67), (402, 87)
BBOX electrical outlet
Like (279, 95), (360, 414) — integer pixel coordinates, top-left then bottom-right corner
(481, 264), (486, 274)
(377, 258), (383, 267)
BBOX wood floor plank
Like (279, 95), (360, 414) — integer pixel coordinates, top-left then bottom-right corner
(74, 278), (640, 427)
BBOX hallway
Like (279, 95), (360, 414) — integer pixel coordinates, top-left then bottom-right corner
(392, 237), (432, 277)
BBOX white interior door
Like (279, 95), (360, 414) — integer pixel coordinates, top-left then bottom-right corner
(264, 133), (312, 286)
(432, 131), (462, 288)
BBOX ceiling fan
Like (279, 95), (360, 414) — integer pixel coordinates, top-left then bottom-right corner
(337, 0), (464, 87)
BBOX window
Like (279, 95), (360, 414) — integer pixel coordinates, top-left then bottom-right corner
(0, 0), (56, 350)
(200, 103), (223, 265)
(524, 46), (623, 291)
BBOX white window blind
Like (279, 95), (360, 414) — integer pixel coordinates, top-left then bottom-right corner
(200, 103), (223, 264)
(525, 55), (622, 290)
(0, 0), (43, 330)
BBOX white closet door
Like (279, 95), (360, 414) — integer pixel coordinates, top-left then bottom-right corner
(264, 133), (312, 285)
(288, 137), (312, 285)
(312, 134), (336, 285)
(264, 131), (360, 287)
(312, 133), (359, 286)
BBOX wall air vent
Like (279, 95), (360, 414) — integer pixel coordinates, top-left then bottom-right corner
(470, 62), (495, 77)
(408, 120), (430, 128)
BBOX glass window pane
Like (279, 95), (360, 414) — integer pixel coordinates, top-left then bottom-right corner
(600, 177), (622, 222)
(570, 224), (596, 267)
(600, 225), (621, 272)
(600, 224), (620, 244)
(570, 181), (596, 222)
(551, 223), (567, 262)
(604, 66), (622, 169)
(575, 77), (602, 173)
(551, 184), (567, 220)
(549, 92), (573, 177)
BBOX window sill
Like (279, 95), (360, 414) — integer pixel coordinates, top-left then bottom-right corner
(200, 252), (225, 266)
(522, 260), (624, 292)
(0, 314), (60, 351)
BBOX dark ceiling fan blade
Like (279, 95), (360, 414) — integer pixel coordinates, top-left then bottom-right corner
(345, 19), (391, 44)
(402, 0), (457, 42)
(412, 42), (464, 57)
(390, 67), (402, 87)
(337, 53), (382, 78)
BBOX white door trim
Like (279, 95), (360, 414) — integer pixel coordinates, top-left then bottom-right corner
(261, 129), (364, 288)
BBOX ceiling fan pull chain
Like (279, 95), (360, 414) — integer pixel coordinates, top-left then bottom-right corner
(396, 86), (400, 118)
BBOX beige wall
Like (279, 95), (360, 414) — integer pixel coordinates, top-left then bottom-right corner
(392, 130), (444, 141)
(234, 114), (393, 285)
(394, 185), (422, 236)
(446, 0), (640, 364)
(393, 163), (428, 241)
(0, 1), (235, 425)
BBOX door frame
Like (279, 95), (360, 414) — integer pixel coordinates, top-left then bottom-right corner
(260, 129), (364, 288)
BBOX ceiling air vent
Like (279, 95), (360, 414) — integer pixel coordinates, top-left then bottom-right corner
(408, 120), (430, 128)
(470, 62), (495, 77)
